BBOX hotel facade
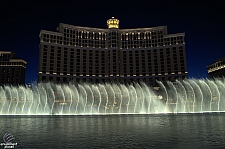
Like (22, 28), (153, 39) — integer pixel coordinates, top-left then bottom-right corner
(0, 51), (27, 85)
(207, 57), (225, 79)
(38, 17), (188, 86)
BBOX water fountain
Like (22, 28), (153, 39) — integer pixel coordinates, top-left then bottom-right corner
(0, 79), (224, 115)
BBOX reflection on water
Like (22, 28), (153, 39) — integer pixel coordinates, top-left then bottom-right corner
(0, 113), (225, 148)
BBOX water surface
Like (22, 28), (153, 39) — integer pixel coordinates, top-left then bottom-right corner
(0, 113), (225, 148)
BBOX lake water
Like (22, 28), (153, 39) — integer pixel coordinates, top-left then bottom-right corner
(0, 113), (225, 149)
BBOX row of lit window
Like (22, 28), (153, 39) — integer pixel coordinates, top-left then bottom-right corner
(42, 47), (185, 59)
(43, 43), (184, 50)
(42, 29), (182, 42)
(63, 28), (163, 38)
(42, 56), (185, 65)
(42, 48), (183, 53)
(40, 71), (187, 78)
(42, 35), (183, 43)
(41, 63), (186, 72)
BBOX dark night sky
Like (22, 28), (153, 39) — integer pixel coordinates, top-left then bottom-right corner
(0, 0), (224, 84)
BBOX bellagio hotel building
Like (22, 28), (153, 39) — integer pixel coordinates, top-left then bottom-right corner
(38, 17), (188, 86)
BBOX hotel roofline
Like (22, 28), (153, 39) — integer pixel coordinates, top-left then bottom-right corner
(59, 23), (168, 30)
(9, 59), (27, 64)
(207, 57), (225, 67)
(39, 23), (185, 38)
(0, 51), (14, 54)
